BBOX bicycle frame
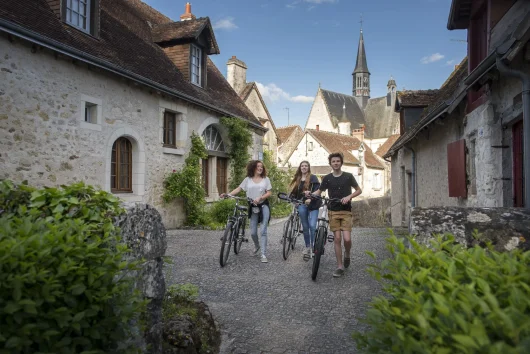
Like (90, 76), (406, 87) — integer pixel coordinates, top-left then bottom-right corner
(219, 195), (253, 267)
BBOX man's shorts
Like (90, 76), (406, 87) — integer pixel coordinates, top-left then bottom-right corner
(328, 210), (353, 232)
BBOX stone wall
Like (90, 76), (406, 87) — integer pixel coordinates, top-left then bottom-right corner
(410, 207), (530, 252)
(351, 196), (391, 227)
(115, 202), (167, 354)
(0, 36), (264, 228)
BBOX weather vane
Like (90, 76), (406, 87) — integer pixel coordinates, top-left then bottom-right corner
(360, 14), (363, 32)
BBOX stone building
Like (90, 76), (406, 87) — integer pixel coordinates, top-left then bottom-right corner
(384, 0), (530, 227)
(276, 125), (304, 165)
(283, 128), (387, 199)
(226, 56), (279, 162)
(0, 0), (267, 228)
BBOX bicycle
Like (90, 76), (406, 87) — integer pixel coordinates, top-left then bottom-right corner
(277, 192), (304, 260)
(219, 195), (253, 267)
(307, 194), (344, 281)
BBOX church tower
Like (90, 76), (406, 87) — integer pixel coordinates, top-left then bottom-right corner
(387, 75), (397, 107)
(352, 23), (370, 110)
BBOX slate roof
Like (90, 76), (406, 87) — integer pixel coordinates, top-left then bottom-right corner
(375, 134), (400, 157)
(384, 57), (469, 158)
(0, 0), (260, 127)
(276, 125), (302, 144)
(363, 97), (400, 139)
(353, 31), (369, 74)
(151, 17), (219, 54)
(397, 90), (440, 107)
(306, 130), (385, 169)
(320, 89), (366, 128)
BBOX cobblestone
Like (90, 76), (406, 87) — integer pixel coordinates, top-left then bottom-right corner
(165, 222), (393, 354)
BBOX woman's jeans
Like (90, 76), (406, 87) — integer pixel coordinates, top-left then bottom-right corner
(297, 205), (318, 247)
(250, 205), (270, 256)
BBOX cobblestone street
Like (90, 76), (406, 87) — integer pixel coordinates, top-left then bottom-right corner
(165, 221), (392, 354)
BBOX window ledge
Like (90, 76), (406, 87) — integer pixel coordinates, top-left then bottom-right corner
(80, 121), (102, 131)
(163, 147), (185, 155)
(115, 194), (143, 203)
(372, 188), (382, 191)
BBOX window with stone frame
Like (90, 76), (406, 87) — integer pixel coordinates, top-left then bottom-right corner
(163, 111), (177, 147)
(84, 102), (97, 123)
(191, 44), (202, 86)
(111, 137), (133, 193)
(372, 172), (382, 190)
(65, 0), (91, 33)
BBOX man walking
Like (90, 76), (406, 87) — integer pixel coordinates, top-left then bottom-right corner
(309, 152), (362, 277)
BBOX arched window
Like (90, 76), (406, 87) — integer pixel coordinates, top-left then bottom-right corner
(202, 125), (225, 152)
(111, 137), (132, 192)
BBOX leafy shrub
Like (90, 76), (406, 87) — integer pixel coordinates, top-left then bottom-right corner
(353, 233), (530, 354)
(262, 150), (292, 218)
(162, 284), (200, 321)
(270, 201), (291, 218)
(0, 180), (145, 354)
(163, 133), (208, 225)
(208, 198), (236, 224)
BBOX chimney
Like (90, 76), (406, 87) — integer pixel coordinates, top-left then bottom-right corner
(352, 124), (364, 142)
(180, 2), (196, 21)
(316, 125), (319, 131)
(226, 55), (247, 94)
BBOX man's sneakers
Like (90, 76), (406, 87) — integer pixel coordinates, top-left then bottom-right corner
(344, 255), (351, 269)
(333, 268), (345, 278)
(261, 255), (268, 263)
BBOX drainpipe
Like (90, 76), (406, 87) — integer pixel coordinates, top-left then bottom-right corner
(496, 57), (530, 209)
(403, 146), (416, 234)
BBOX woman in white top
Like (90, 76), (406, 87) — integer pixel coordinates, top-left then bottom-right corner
(221, 160), (272, 263)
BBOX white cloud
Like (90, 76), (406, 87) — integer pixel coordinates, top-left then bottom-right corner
(446, 59), (455, 66)
(213, 17), (238, 31)
(256, 82), (314, 103)
(420, 53), (445, 64)
(290, 95), (315, 103)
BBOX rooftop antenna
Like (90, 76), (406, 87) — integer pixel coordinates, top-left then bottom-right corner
(360, 13), (363, 33)
(284, 107), (290, 126)
(450, 39), (467, 43)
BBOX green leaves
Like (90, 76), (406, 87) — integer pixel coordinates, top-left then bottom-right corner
(162, 132), (207, 226)
(0, 180), (144, 353)
(353, 232), (530, 353)
(220, 117), (252, 191)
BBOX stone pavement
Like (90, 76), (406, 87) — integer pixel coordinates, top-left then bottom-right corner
(164, 221), (393, 354)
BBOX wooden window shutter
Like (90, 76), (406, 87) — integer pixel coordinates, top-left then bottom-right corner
(447, 139), (467, 198)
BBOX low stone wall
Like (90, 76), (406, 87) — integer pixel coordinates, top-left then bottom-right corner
(115, 203), (168, 354)
(410, 207), (530, 251)
(351, 196), (391, 227)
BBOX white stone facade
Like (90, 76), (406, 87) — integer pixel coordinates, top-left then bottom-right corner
(0, 38), (263, 228)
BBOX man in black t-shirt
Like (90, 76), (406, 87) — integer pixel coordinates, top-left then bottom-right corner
(309, 152), (362, 278)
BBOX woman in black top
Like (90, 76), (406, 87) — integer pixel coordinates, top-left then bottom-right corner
(289, 161), (321, 260)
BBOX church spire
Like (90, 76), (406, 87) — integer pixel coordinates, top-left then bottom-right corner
(352, 16), (370, 108)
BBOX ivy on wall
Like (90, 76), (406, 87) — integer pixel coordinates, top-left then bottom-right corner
(163, 132), (208, 225)
(220, 117), (253, 191)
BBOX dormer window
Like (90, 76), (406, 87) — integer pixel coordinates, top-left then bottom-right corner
(66, 0), (91, 33)
(191, 44), (202, 86)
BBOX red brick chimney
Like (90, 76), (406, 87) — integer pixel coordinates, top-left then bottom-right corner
(180, 2), (196, 21)
(316, 125), (319, 131)
(352, 124), (364, 142)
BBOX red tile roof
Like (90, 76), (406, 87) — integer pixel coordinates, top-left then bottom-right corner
(0, 0), (260, 127)
(307, 130), (385, 169)
(376, 134), (400, 157)
(397, 90), (440, 107)
(276, 125), (302, 144)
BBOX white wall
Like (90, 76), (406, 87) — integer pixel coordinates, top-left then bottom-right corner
(305, 91), (336, 133)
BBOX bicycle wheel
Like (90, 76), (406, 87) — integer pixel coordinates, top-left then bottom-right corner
(234, 218), (246, 254)
(311, 226), (327, 281)
(219, 221), (234, 267)
(291, 216), (300, 250)
(282, 217), (293, 260)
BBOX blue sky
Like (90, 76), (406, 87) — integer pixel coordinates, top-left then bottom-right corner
(144, 0), (467, 128)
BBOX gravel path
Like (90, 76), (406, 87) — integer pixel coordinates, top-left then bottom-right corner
(165, 221), (392, 354)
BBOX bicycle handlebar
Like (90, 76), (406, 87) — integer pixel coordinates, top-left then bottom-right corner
(221, 194), (254, 203)
(308, 194), (346, 203)
(277, 192), (305, 205)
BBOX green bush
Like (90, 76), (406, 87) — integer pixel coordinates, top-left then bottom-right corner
(270, 201), (291, 218)
(353, 233), (530, 354)
(208, 198), (236, 224)
(0, 181), (145, 354)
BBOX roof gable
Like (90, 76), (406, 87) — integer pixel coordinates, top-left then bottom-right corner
(152, 17), (220, 55)
(320, 89), (366, 129)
